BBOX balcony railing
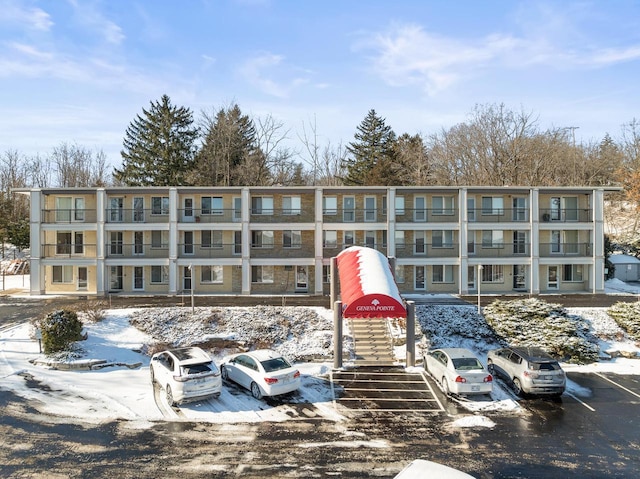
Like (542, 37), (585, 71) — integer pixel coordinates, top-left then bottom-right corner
(249, 244), (316, 258)
(469, 243), (531, 258)
(42, 209), (97, 223)
(105, 244), (169, 258)
(106, 209), (169, 223)
(178, 244), (240, 258)
(42, 244), (97, 257)
(466, 208), (530, 223)
(394, 208), (459, 223)
(250, 208), (315, 223)
(539, 209), (591, 223)
(394, 243), (460, 258)
(179, 208), (240, 223)
(539, 243), (592, 257)
(323, 244), (388, 257)
(322, 209), (388, 223)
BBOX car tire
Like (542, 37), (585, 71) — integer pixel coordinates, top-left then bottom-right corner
(487, 360), (495, 375)
(250, 382), (263, 400)
(166, 385), (176, 406)
(149, 366), (155, 384)
(442, 377), (450, 395)
(221, 365), (229, 381)
(513, 377), (525, 397)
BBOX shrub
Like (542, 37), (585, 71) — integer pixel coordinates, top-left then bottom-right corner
(607, 302), (640, 341)
(36, 310), (84, 354)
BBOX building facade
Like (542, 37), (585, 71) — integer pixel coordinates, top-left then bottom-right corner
(19, 186), (616, 297)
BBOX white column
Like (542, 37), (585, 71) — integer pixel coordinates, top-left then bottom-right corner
(314, 187), (324, 295)
(29, 189), (43, 295)
(241, 188), (251, 294)
(168, 188), (178, 294)
(459, 188), (468, 294)
(96, 188), (106, 296)
(593, 189), (605, 293)
(531, 188), (540, 294)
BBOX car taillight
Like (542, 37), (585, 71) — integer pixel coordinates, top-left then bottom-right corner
(173, 375), (187, 382)
(454, 376), (467, 383)
(264, 377), (278, 385)
(523, 371), (539, 379)
(293, 371), (300, 379)
(484, 375), (493, 383)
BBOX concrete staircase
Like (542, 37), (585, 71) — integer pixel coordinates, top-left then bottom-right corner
(349, 318), (396, 367)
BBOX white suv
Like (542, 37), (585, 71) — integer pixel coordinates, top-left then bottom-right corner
(150, 347), (222, 406)
(487, 346), (566, 397)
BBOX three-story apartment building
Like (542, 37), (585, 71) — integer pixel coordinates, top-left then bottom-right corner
(18, 186), (616, 297)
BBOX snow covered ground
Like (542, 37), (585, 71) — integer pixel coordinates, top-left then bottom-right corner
(0, 274), (639, 429)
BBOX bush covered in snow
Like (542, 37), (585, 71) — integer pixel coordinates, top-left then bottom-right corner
(607, 302), (640, 341)
(35, 309), (84, 354)
(483, 298), (599, 363)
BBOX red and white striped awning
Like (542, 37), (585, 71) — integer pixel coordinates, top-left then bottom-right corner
(336, 246), (406, 318)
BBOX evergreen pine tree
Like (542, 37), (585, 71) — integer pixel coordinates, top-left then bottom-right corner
(343, 109), (398, 185)
(113, 95), (199, 186)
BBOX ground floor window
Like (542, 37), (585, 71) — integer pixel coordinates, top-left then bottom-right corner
(563, 264), (583, 282)
(201, 265), (223, 283)
(52, 265), (73, 283)
(252, 265), (274, 283)
(395, 264), (405, 283)
(110, 266), (123, 290)
(481, 264), (504, 283)
(151, 265), (169, 284)
(414, 266), (425, 290)
(432, 265), (454, 283)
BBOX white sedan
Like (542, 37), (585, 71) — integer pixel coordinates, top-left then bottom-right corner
(423, 348), (493, 396)
(219, 349), (301, 400)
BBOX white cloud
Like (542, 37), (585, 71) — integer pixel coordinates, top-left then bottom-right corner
(0, 1), (53, 31)
(68, 0), (125, 45)
(238, 52), (310, 99)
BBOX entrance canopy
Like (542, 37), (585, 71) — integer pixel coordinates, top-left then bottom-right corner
(336, 246), (406, 319)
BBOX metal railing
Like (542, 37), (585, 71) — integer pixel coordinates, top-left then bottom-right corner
(539, 242), (592, 257)
(104, 244), (169, 258)
(41, 244), (97, 257)
(539, 209), (592, 223)
(42, 209), (97, 223)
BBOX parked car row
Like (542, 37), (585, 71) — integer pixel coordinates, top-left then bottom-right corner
(150, 347), (301, 406)
(423, 346), (566, 398)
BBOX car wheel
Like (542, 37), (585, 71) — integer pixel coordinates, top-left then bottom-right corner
(487, 360), (495, 375)
(250, 382), (263, 400)
(513, 378), (525, 397)
(166, 385), (176, 406)
(442, 377), (450, 395)
(149, 366), (155, 384)
(221, 365), (229, 381)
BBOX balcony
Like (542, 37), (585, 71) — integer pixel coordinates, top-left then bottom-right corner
(250, 208), (315, 223)
(539, 209), (591, 223)
(467, 208), (529, 223)
(394, 208), (459, 223)
(250, 244), (316, 258)
(394, 243), (460, 258)
(105, 209), (169, 224)
(539, 243), (592, 257)
(42, 244), (97, 258)
(179, 208), (240, 223)
(178, 244), (240, 258)
(42, 209), (97, 223)
(105, 244), (169, 258)
(469, 243), (531, 258)
(323, 244), (388, 257)
(322, 208), (387, 223)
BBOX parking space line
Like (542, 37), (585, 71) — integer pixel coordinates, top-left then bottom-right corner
(419, 370), (446, 412)
(566, 392), (595, 412)
(595, 372), (640, 399)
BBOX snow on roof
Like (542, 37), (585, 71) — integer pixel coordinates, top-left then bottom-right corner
(336, 246), (406, 318)
(608, 254), (640, 264)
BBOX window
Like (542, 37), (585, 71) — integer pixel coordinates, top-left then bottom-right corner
(415, 266), (425, 289)
(183, 231), (194, 255)
(234, 231), (242, 255)
(55, 197), (72, 222)
(563, 264), (583, 282)
(551, 230), (561, 253)
(432, 196), (455, 215)
(109, 197), (124, 222)
(432, 265), (454, 283)
(251, 196), (274, 215)
(78, 267), (88, 290)
(110, 266), (123, 290)
(482, 230), (504, 248)
(364, 196), (376, 222)
(513, 231), (527, 254)
(151, 230), (168, 248)
(467, 197), (476, 222)
(282, 196), (301, 215)
(56, 231), (72, 255)
(414, 231), (426, 254)
(233, 197), (242, 221)
(201, 265), (223, 283)
(201, 230), (223, 248)
(201, 197), (224, 215)
(432, 230), (453, 248)
(395, 264), (405, 283)
(344, 231), (355, 247)
(563, 197), (578, 221)
(133, 266), (144, 290)
(283, 230), (302, 248)
(564, 230), (579, 254)
(481, 265), (504, 283)
(134, 231), (144, 255)
(482, 196), (504, 215)
(323, 230), (337, 248)
(364, 231), (375, 248)
(550, 197), (561, 221)
(151, 265), (169, 283)
(52, 265), (73, 283)
(151, 197), (169, 215)
(513, 197), (527, 221)
(323, 196), (337, 215)
(414, 196), (426, 222)
(74, 198), (85, 221)
(395, 230), (405, 248)
(395, 196), (405, 215)
(252, 230), (274, 248)
(133, 197), (144, 222)
(322, 265), (331, 283)
(252, 265), (274, 283)
(74, 232), (84, 254)
(110, 232), (123, 255)
(343, 196), (355, 222)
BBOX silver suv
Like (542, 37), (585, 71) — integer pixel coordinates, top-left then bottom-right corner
(487, 347), (566, 397)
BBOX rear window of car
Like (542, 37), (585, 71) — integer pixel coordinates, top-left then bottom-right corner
(529, 361), (561, 371)
(181, 363), (213, 376)
(261, 357), (292, 372)
(452, 358), (483, 370)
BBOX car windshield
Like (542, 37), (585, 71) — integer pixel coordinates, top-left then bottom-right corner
(452, 357), (484, 371)
(530, 361), (560, 371)
(181, 363), (213, 375)
(261, 357), (292, 372)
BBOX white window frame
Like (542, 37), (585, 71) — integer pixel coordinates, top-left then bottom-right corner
(323, 196), (337, 215)
(251, 196), (274, 215)
(343, 196), (355, 222)
(432, 265), (454, 283)
(414, 231), (426, 255)
(482, 230), (504, 248)
(432, 230), (453, 248)
(201, 230), (223, 249)
(364, 196), (376, 222)
(323, 230), (337, 248)
(202, 196), (224, 215)
(282, 196), (301, 215)
(251, 230), (274, 248)
(395, 196), (405, 215)
(414, 196), (426, 222)
(151, 265), (169, 284)
(283, 230), (302, 248)
(563, 264), (583, 282)
(414, 266), (426, 290)
(201, 265), (223, 284)
(481, 264), (504, 283)
(52, 265), (73, 283)
(432, 196), (455, 215)
(482, 196), (504, 216)
(251, 265), (274, 283)
(151, 196), (169, 215)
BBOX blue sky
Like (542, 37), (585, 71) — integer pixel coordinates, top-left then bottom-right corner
(1, 0), (640, 169)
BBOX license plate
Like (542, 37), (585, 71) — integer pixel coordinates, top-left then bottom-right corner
(472, 385), (480, 391)
(544, 375), (552, 380)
